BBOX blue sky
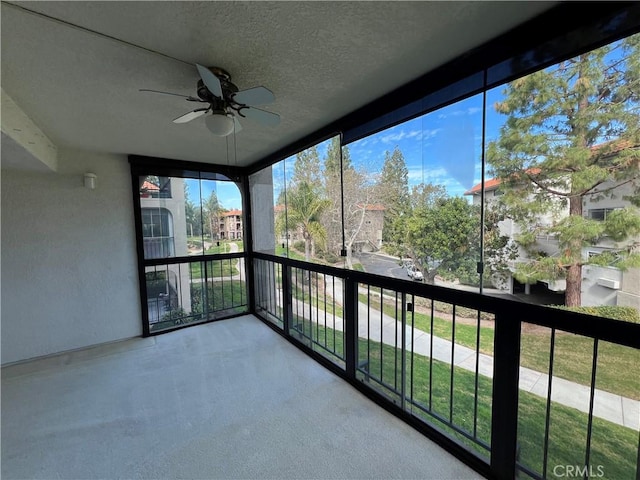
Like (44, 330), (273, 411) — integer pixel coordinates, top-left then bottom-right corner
(185, 178), (243, 211)
(184, 34), (631, 210)
(186, 85), (507, 209)
(272, 87), (507, 203)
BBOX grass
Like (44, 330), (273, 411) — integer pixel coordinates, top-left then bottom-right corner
(293, 321), (638, 479)
(358, 290), (640, 400)
(291, 270), (344, 318)
(205, 240), (244, 254)
(189, 259), (239, 279)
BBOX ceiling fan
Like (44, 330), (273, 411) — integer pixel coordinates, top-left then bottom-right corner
(140, 64), (280, 136)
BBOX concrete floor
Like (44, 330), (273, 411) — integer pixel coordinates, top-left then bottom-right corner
(1, 315), (482, 480)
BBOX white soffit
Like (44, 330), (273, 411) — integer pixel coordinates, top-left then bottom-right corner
(1, 1), (557, 168)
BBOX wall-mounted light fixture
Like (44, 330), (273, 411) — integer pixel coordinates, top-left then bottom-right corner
(84, 172), (97, 190)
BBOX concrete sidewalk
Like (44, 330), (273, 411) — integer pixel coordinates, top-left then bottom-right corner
(288, 281), (639, 431)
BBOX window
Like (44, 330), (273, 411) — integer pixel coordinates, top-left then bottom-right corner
(142, 208), (174, 258)
(588, 208), (617, 221)
(132, 166), (248, 335)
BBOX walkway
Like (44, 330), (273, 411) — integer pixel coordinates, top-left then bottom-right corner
(287, 278), (639, 431)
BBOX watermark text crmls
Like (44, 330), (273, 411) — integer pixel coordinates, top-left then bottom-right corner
(552, 465), (605, 478)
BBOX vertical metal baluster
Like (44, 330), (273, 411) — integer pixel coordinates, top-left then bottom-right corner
(331, 277), (340, 359)
(409, 294), (415, 415)
(542, 328), (556, 479)
(400, 291), (407, 410)
(395, 291), (399, 391)
(584, 338), (599, 480)
(230, 258), (234, 308)
(219, 260), (224, 312)
(323, 274), (328, 349)
(316, 272), (320, 343)
(367, 284), (371, 377)
(308, 269), (312, 342)
(267, 261), (271, 315)
(450, 304), (456, 423)
(474, 309), (481, 439)
(380, 288), (384, 384)
(429, 298), (434, 411)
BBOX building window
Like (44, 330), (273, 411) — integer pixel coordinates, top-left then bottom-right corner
(142, 208), (174, 258)
(588, 208), (617, 221)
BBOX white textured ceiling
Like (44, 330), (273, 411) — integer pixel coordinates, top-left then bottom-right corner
(1, 1), (557, 168)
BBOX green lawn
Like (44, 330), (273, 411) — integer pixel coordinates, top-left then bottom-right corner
(205, 240), (244, 254)
(190, 259), (239, 279)
(295, 321), (638, 479)
(360, 291), (640, 400)
(291, 271), (344, 318)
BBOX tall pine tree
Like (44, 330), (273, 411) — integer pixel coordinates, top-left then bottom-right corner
(487, 34), (640, 306)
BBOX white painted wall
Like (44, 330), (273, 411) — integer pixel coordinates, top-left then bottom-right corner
(1, 149), (141, 364)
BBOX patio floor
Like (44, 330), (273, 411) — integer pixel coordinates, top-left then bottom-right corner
(1, 315), (481, 479)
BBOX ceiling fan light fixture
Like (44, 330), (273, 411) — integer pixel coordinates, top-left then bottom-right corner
(205, 113), (235, 136)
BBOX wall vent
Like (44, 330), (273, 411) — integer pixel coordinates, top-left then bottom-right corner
(596, 278), (620, 289)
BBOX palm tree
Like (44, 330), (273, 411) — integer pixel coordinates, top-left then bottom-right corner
(276, 181), (329, 261)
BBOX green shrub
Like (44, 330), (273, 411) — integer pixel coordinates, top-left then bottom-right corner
(555, 305), (640, 323)
(293, 240), (306, 252)
(324, 253), (339, 264)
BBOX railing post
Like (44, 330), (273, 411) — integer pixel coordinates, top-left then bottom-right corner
(344, 275), (357, 379)
(490, 312), (521, 480)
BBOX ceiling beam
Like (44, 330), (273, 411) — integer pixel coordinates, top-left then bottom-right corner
(1, 88), (58, 172)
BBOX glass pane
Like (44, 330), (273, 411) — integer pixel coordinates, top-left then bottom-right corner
(483, 33), (640, 312)
(344, 94), (483, 288)
(139, 175), (180, 259)
(249, 160), (284, 255)
(145, 262), (205, 332)
(200, 179), (245, 254)
(184, 178), (204, 255)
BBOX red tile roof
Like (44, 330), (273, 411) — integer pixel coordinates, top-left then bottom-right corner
(222, 209), (242, 216)
(466, 140), (639, 195)
(464, 168), (541, 195)
(141, 181), (159, 191)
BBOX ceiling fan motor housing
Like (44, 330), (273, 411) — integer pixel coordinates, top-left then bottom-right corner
(196, 66), (238, 103)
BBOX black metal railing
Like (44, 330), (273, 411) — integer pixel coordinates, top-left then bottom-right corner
(251, 252), (640, 480)
(145, 255), (248, 334)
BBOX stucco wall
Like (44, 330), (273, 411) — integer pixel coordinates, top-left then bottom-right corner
(1, 149), (141, 364)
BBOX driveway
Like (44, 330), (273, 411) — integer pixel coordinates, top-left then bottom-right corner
(357, 252), (408, 280)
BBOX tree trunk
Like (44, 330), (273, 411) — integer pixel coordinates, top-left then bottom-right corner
(565, 194), (583, 307)
(565, 59), (588, 308)
(304, 234), (311, 262)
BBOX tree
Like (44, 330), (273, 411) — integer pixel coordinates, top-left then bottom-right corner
(203, 191), (221, 241)
(487, 34), (640, 306)
(184, 183), (202, 237)
(405, 186), (478, 284)
(322, 138), (371, 268)
(292, 145), (322, 190)
(376, 146), (410, 255)
(276, 181), (329, 262)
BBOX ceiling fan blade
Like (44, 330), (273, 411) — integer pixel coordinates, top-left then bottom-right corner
(139, 89), (203, 102)
(239, 107), (280, 127)
(232, 86), (275, 106)
(173, 108), (208, 124)
(196, 64), (222, 98)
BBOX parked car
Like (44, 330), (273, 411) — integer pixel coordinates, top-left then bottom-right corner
(402, 258), (414, 270)
(406, 265), (423, 281)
